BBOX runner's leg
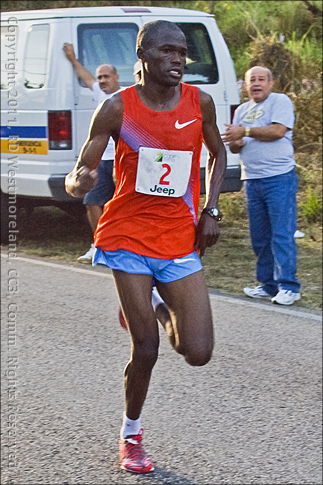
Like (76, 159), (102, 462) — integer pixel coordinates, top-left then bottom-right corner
(112, 270), (159, 421)
(155, 302), (176, 349)
(156, 270), (213, 366)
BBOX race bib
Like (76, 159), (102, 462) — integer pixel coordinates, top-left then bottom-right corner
(135, 147), (193, 197)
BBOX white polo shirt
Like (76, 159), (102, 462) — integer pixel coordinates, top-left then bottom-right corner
(92, 82), (123, 161)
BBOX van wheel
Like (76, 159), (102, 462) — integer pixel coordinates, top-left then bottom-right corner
(1, 192), (9, 245)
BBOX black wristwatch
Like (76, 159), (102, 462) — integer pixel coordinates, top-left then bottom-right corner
(202, 207), (223, 221)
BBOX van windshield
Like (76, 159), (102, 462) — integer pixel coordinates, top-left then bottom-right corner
(78, 21), (219, 86)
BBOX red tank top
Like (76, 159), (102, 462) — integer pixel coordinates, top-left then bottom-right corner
(94, 83), (203, 259)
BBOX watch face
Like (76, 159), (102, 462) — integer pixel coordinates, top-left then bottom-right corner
(210, 208), (219, 217)
(202, 207), (222, 220)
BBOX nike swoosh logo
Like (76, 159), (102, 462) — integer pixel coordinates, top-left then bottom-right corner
(175, 119), (197, 130)
(174, 258), (196, 264)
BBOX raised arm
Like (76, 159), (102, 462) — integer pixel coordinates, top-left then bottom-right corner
(63, 42), (96, 90)
(195, 90), (227, 257)
(65, 94), (123, 198)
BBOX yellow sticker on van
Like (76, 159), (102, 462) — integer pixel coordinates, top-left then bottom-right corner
(1, 139), (48, 155)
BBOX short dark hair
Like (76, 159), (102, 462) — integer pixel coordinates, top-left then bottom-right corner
(136, 20), (185, 52)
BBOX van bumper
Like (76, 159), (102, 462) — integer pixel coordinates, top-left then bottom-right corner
(200, 166), (242, 194)
(48, 175), (82, 201)
(221, 166), (243, 193)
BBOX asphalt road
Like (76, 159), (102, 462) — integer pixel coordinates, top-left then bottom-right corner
(1, 252), (322, 485)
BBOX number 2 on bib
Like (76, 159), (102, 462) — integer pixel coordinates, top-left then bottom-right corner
(159, 164), (171, 185)
(136, 147), (192, 197)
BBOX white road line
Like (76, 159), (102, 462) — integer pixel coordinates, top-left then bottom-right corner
(1, 253), (321, 322)
(208, 292), (322, 322)
(7, 254), (114, 279)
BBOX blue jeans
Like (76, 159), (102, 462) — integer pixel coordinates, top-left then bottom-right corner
(245, 169), (300, 296)
(83, 159), (115, 207)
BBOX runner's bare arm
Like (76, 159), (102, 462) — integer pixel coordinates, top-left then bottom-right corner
(65, 95), (123, 198)
(195, 90), (227, 257)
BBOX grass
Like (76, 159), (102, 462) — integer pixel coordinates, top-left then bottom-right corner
(201, 191), (322, 310)
(202, 220), (322, 310)
(7, 205), (93, 260)
(2, 197), (322, 311)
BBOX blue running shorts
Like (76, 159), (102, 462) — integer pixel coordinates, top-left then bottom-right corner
(83, 159), (115, 206)
(93, 248), (202, 283)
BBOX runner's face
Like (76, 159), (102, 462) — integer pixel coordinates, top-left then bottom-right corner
(142, 30), (187, 86)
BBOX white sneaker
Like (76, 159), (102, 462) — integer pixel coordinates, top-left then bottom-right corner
(77, 243), (95, 264)
(294, 230), (305, 238)
(271, 290), (301, 305)
(243, 285), (271, 299)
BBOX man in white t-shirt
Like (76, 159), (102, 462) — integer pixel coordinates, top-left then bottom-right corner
(63, 43), (123, 262)
(222, 66), (301, 306)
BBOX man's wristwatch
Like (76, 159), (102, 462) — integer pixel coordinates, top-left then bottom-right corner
(202, 207), (223, 221)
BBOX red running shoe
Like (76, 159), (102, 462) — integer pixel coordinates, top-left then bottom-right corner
(119, 429), (154, 474)
(118, 307), (128, 331)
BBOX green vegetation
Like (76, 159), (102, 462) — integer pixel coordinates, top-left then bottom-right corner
(299, 187), (322, 223)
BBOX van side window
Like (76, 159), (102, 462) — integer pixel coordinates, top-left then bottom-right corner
(24, 24), (50, 89)
(78, 23), (139, 87)
(177, 23), (219, 85)
(1, 24), (18, 90)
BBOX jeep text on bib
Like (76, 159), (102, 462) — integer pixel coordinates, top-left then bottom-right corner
(135, 147), (193, 197)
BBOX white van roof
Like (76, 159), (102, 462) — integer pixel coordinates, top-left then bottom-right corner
(1, 6), (213, 20)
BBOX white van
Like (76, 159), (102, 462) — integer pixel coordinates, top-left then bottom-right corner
(1, 5), (241, 241)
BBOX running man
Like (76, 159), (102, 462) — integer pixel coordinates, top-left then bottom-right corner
(65, 20), (226, 474)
